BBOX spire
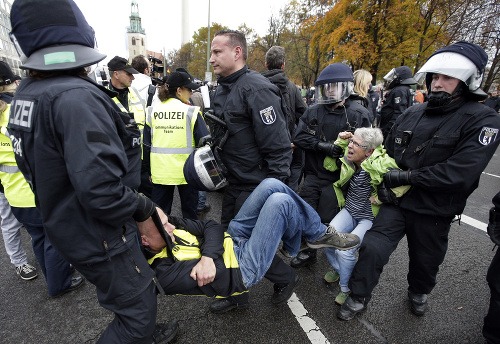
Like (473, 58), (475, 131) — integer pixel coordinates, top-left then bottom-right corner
(127, 0), (145, 34)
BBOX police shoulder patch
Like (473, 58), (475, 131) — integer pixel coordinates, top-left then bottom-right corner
(479, 127), (499, 146)
(394, 97), (401, 104)
(259, 106), (277, 125)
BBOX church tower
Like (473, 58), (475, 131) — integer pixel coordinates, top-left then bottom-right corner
(126, 0), (147, 61)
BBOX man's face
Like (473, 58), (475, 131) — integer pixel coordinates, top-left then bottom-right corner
(430, 73), (460, 95)
(112, 70), (134, 89)
(210, 35), (239, 77)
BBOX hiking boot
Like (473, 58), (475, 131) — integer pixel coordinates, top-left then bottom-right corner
(324, 270), (340, 284)
(271, 273), (300, 305)
(408, 291), (428, 316)
(337, 296), (367, 321)
(290, 248), (317, 268)
(335, 291), (350, 305)
(307, 226), (360, 250)
(16, 263), (38, 281)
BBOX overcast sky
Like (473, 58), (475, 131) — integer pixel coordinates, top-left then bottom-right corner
(73, 0), (289, 62)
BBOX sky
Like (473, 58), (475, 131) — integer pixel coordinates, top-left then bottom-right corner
(73, 0), (290, 63)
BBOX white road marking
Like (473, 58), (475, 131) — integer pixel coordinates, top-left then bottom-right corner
(482, 171), (500, 179)
(460, 214), (488, 232)
(287, 293), (330, 343)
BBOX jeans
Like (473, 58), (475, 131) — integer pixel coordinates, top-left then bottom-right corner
(228, 178), (326, 288)
(0, 192), (28, 267)
(325, 208), (372, 292)
(10, 206), (73, 296)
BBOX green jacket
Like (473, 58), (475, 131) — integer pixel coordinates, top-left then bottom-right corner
(323, 137), (409, 217)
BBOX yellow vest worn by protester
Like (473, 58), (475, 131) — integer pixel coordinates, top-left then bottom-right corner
(147, 98), (199, 185)
(0, 105), (35, 207)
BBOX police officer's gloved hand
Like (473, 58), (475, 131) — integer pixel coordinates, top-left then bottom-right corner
(133, 192), (156, 222)
(487, 207), (500, 246)
(317, 142), (343, 158)
(384, 168), (412, 188)
(377, 182), (399, 205)
(198, 135), (212, 148)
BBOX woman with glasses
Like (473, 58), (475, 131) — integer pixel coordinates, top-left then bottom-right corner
(321, 127), (409, 305)
(143, 71), (209, 219)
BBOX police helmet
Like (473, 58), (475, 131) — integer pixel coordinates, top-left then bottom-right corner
(183, 146), (228, 191)
(383, 66), (417, 90)
(9, 0), (106, 71)
(414, 41), (488, 98)
(315, 63), (354, 104)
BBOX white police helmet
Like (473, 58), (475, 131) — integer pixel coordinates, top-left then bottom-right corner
(183, 146), (228, 191)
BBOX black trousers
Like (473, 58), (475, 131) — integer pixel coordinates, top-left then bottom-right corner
(220, 184), (255, 229)
(349, 204), (453, 300)
(483, 248), (500, 344)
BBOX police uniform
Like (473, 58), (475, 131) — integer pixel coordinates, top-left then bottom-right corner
(379, 84), (414, 137)
(8, 76), (158, 342)
(293, 99), (371, 222)
(210, 66), (292, 227)
(143, 97), (208, 219)
(349, 99), (500, 300)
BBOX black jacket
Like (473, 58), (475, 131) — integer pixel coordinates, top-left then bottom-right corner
(210, 66), (292, 186)
(386, 99), (500, 217)
(293, 99), (371, 181)
(380, 84), (414, 137)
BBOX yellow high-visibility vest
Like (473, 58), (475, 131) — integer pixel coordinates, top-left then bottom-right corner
(147, 98), (199, 185)
(0, 105), (35, 207)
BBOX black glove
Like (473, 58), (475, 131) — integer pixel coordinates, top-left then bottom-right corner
(377, 182), (399, 205)
(317, 142), (344, 158)
(384, 168), (412, 188)
(487, 207), (500, 246)
(133, 192), (156, 222)
(198, 135), (212, 148)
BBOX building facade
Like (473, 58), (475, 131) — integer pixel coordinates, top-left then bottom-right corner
(0, 0), (22, 77)
(127, 0), (147, 61)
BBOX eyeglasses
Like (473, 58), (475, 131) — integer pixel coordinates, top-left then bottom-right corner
(348, 139), (368, 149)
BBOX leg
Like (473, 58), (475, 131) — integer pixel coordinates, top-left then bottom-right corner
(325, 208), (357, 275)
(0, 193), (29, 268)
(151, 184), (174, 214)
(483, 249), (500, 344)
(221, 185), (253, 229)
(177, 184), (199, 220)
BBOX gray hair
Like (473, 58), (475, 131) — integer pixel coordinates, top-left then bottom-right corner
(354, 127), (383, 150)
(266, 46), (285, 70)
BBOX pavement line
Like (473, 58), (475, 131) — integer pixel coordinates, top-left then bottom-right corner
(482, 171), (500, 178)
(287, 293), (330, 344)
(461, 214), (487, 232)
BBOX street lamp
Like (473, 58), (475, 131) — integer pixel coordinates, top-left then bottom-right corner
(205, 0), (212, 82)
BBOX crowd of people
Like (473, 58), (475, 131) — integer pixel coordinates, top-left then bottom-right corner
(1, 0), (500, 343)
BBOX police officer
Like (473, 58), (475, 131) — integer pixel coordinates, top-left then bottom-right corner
(291, 63), (371, 268)
(143, 71), (209, 219)
(379, 66), (417, 137)
(8, 0), (177, 342)
(207, 29), (292, 313)
(338, 41), (500, 321)
(484, 190), (500, 344)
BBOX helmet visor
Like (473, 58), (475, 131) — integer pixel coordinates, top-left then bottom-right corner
(315, 81), (351, 104)
(414, 52), (477, 86)
(195, 147), (227, 190)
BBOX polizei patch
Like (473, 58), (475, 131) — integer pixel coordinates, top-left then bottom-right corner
(478, 127), (499, 145)
(259, 106), (276, 125)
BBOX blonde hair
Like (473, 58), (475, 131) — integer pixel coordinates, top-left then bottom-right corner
(0, 83), (17, 113)
(353, 69), (372, 98)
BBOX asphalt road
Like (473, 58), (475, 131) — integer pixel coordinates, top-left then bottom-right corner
(0, 145), (498, 344)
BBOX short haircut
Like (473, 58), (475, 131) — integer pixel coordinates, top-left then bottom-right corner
(266, 46), (285, 70)
(131, 55), (149, 74)
(353, 69), (372, 98)
(214, 30), (247, 61)
(354, 127), (384, 150)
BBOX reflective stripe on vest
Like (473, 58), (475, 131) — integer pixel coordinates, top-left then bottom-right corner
(0, 164), (20, 173)
(111, 87), (146, 128)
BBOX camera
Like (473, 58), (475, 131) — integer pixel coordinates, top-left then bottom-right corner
(148, 55), (164, 76)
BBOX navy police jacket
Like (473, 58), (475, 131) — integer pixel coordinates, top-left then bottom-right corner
(8, 75), (147, 265)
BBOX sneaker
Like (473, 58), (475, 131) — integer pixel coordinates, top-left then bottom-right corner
(337, 296), (367, 321)
(408, 291), (428, 316)
(335, 291), (350, 305)
(324, 270), (339, 284)
(307, 226), (360, 250)
(16, 263), (38, 281)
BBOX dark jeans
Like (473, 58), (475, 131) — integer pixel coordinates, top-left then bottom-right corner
(152, 183), (198, 220)
(483, 248), (500, 344)
(349, 205), (453, 301)
(10, 206), (72, 296)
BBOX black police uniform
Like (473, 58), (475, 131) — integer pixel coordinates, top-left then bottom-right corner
(8, 75), (158, 342)
(293, 99), (371, 222)
(484, 191), (500, 344)
(349, 98), (500, 301)
(210, 66), (292, 227)
(379, 84), (414, 137)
